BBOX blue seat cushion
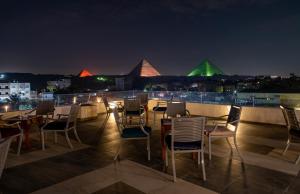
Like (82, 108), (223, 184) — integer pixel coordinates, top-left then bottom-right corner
(0, 128), (21, 138)
(165, 135), (202, 150)
(153, 107), (167, 111)
(290, 129), (300, 140)
(43, 119), (73, 130)
(121, 126), (151, 138)
(125, 109), (144, 116)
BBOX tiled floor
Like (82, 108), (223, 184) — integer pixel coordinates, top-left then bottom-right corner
(1, 112), (300, 194)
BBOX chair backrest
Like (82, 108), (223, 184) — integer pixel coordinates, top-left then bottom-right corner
(166, 102), (187, 118)
(280, 105), (300, 131)
(102, 96), (110, 109)
(66, 104), (80, 129)
(0, 137), (13, 178)
(36, 101), (55, 116)
(171, 117), (205, 145)
(137, 93), (148, 106)
(124, 98), (141, 112)
(226, 105), (242, 128)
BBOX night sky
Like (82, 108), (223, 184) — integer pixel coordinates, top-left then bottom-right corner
(0, 0), (299, 76)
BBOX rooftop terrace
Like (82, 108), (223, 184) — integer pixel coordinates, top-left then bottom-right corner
(1, 107), (300, 194)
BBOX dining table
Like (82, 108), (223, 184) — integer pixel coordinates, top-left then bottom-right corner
(6, 115), (44, 149)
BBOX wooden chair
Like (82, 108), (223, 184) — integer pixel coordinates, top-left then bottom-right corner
(0, 137), (13, 178)
(165, 117), (206, 182)
(165, 102), (190, 118)
(206, 105), (243, 161)
(123, 98), (144, 124)
(0, 120), (23, 155)
(280, 105), (300, 164)
(113, 108), (151, 161)
(40, 104), (81, 150)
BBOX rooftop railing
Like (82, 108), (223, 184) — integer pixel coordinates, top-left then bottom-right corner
(1, 91), (299, 113)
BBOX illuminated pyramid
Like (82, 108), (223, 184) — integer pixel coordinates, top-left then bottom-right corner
(128, 59), (161, 77)
(188, 60), (223, 77)
(78, 69), (93, 77)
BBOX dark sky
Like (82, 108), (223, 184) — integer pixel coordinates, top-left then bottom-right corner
(0, 0), (299, 76)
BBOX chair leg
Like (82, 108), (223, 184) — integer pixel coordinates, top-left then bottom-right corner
(233, 136), (243, 161)
(153, 112), (156, 125)
(226, 137), (233, 151)
(65, 131), (73, 149)
(114, 142), (122, 161)
(282, 139), (290, 155)
(198, 151), (200, 165)
(54, 132), (58, 144)
(165, 148), (168, 167)
(41, 131), (45, 150)
(73, 128), (82, 144)
(209, 136), (212, 160)
(17, 133), (23, 155)
(171, 151), (176, 182)
(201, 150), (206, 181)
(295, 154), (300, 165)
(147, 137), (151, 161)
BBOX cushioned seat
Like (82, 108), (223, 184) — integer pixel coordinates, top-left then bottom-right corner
(153, 107), (167, 111)
(121, 126), (151, 138)
(43, 119), (73, 130)
(290, 129), (300, 138)
(0, 128), (21, 138)
(125, 109), (144, 116)
(165, 135), (202, 150)
(205, 125), (235, 136)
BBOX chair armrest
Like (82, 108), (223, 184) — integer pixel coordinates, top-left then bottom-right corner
(185, 109), (191, 117)
(218, 114), (229, 119)
(212, 121), (227, 126)
(25, 109), (36, 115)
(227, 119), (240, 125)
(0, 121), (21, 128)
(57, 113), (69, 119)
(140, 125), (150, 136)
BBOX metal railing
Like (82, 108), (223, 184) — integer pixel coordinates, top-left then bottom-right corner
(1, 91), (299, 113)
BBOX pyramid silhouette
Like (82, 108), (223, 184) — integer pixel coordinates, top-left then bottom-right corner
(128, 59), (160, 77)
(78, 69), (93, 77)
(188, 60), (223, 77)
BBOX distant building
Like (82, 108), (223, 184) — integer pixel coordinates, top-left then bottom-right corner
(115, 77), (125, 90)
(47, 79), (71, 91)
(188, 59), (224, 77)
(39, 92), (54, 100)
(0, 82), (31, 100)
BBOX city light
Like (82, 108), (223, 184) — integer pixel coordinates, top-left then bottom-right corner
(73, 96), (77, 104)
(0, 74), (5, 79)
(4, 105), (9, 112)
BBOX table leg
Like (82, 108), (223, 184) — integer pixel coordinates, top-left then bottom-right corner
(21, 121), (32, 149)
(144, 105), (149, 124)
(161, 125), (166, 161)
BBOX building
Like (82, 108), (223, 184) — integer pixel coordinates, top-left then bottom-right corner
(0, 82), (31, 101)
(47, 79), (71, 91)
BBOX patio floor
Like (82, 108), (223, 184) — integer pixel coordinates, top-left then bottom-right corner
(1, 112), (300, 194)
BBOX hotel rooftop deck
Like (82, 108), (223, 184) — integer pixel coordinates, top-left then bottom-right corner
(1, 112), (300, 194)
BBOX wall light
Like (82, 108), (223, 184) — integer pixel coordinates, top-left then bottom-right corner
(73, 96), (77, 104)
(96, 97), (101, 103)
(4, 105), (9, 112)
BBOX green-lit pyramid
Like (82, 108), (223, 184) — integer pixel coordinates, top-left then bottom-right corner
(188, 60), (224, 77)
